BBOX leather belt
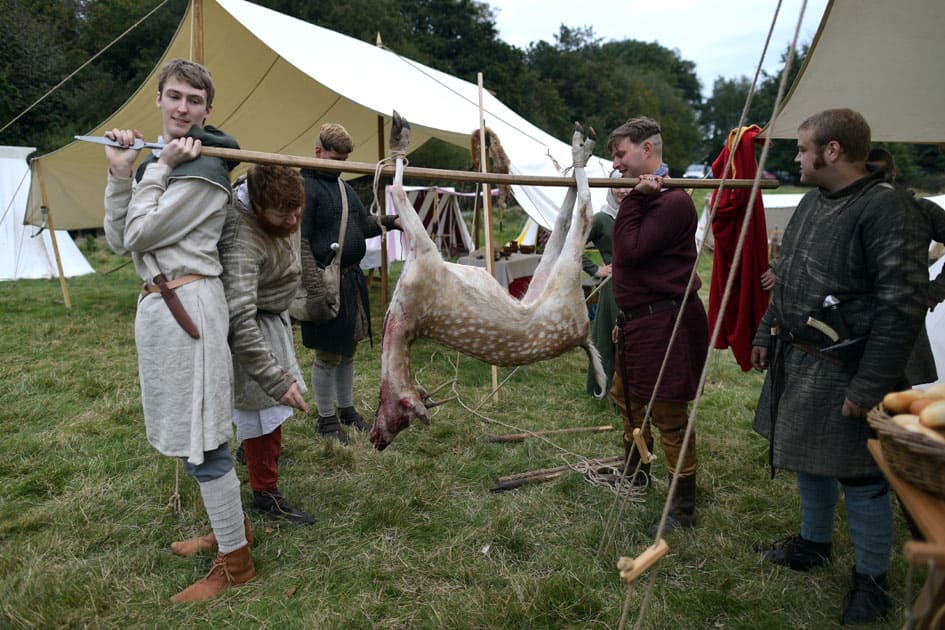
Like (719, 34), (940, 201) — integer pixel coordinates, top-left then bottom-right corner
(776, 326), (859, 370)
(616, 294), (692, 325)
(141, 273), (204, 295)
(140, 273), (205, 339)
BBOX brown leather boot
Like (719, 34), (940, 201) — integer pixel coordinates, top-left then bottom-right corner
(648, 473), (696, 536)
(170, 515), (254, 557)
(169, 544), (255, 603)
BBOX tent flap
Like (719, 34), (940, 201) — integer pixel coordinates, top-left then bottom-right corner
(766, 0), (945, 143)
(26, 0), (612, 231)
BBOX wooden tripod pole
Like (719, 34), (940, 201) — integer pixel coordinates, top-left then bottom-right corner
(191, 0), (203, 64)
(376, 33), (389, 304)
(34, 161), (72, 308)
(377, 114), (389, 304)
(478, 72), (499, 402)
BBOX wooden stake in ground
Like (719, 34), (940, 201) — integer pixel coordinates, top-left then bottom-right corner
(489, 455), (623, 492)
(486, 425), (614, 443)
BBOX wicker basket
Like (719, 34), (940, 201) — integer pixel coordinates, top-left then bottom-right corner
(867, 405), (945, 500)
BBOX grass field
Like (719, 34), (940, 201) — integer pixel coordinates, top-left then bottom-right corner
(0, 208), (913, 629)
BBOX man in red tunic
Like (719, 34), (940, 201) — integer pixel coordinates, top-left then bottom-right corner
(608, 117), (709, 534)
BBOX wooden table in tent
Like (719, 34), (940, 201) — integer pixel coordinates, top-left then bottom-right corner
(457, 252), (542, 299)
(868, 439), (945, 629)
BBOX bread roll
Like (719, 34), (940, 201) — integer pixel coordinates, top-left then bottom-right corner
(892, 414), (920, 428)
(909, 398), (937, 414)
(919, 399), (945, 428)
(883, 389), (927, 414)
(923, 383), (945, 399)
(904, 423), (945, 444)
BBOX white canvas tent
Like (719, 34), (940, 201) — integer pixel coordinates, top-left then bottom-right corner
(766, 0), (945, 142)
(24, 0), (612, 232)
(363, 185), (475, 269)
(0, 146), (93, 282)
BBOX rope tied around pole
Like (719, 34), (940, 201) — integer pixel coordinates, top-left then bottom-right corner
(369, 153), (405, 218)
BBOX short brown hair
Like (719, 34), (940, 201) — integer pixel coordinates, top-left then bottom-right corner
(246, 165), (304, 212)
(799, 108), (871, 162)
(317, 123), (354, 154)
(158, 58), (216, 106)
(608, 117), (662, 153)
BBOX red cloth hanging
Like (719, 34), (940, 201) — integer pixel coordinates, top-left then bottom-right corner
(707, 125), (771, 371)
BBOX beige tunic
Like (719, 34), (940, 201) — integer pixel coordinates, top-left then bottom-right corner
(218, 187), (305, 417)
(104, 163), (234, 465)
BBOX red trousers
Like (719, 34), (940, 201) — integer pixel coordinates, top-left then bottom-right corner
(242, 426), (281, 492)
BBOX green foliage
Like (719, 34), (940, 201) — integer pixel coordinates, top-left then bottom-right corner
(0, 232), (910, 628)
(524, 31), (703, 173)
(0, 0), (704, 174)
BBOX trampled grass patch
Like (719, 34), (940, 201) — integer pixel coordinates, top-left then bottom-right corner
(0, 229), (909, 629)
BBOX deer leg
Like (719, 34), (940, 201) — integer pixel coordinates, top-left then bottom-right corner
(525, 123), (596, 302)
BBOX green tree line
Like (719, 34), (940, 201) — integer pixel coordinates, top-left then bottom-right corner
(1, 0), (941, 188)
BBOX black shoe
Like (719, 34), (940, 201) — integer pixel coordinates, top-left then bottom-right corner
(841, 567), (890, 625)
(756, 534), (832, 571)
(252, 489), (316, 525)
(338, 406), (372, 432)
(318, 414), (349, 445)
(235, 442), (245, 465)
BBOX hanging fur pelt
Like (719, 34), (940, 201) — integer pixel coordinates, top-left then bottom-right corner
(470, 127), (512, 208)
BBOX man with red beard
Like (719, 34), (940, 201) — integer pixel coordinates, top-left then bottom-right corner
(217, 164), (314, 525)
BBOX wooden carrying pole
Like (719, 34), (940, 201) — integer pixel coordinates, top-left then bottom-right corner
(197, 146), (776, 191)
(33, 161), (72, 308)
(477, 72), (499, 402)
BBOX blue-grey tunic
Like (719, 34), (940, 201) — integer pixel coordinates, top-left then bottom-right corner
(753, 174), (928, 477)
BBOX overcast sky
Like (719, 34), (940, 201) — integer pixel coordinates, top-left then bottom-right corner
(486, 0), (830, 94)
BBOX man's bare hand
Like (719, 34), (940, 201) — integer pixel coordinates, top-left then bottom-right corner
(760, 268), (777, 291)
(104, 128), (144, 178)
(279, 382), (309, 412)
(158, 136), (202, 169)
(597, 263), (612, 278)
(841, 398), (866, 418)
(751, 345), (769, 371)
(634, 174), (663, 195)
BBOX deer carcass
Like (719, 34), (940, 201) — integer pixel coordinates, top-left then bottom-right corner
(370, 112), (603, 450)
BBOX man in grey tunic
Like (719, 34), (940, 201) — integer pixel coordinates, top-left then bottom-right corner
(750, 109), (928, 625)
(219, 164), (314, 525)
(102, 58), (253, 603)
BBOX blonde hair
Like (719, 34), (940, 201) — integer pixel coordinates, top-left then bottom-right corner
(317, 123), (354, 154)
